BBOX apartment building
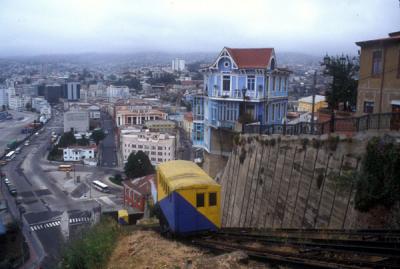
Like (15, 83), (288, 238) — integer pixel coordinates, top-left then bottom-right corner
(356, 31), (400, 114)
(115, 100), (167, 127)
(106, 85), (130, 99)
(64, 110), (89, 133)
(120, 128), (175, 165)
(8, 94), (31, 111)
(0, 87), (8, 108)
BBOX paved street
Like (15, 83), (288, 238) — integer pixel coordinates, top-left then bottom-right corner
(100, 111), (118, 167)
(0, 109), (123, 268)
(177, 127), (193, 161)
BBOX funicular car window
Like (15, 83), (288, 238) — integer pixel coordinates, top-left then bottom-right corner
(209, 192), (217, 206)
(196, 193), (205, 207)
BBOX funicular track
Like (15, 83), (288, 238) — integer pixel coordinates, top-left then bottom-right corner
(187, 228), (400, 268)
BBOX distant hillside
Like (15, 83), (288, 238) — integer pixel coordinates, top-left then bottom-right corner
(1, 51), (320, 67)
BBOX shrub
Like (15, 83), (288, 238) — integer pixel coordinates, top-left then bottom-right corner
(354, 137), (400, 212)
(60, 217), (120, 269)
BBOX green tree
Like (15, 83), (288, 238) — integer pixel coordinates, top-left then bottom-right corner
(58, 131), (76, 147)
(124, 150), (154, 179)
(323, 55), (358, 111)
(148, 73), (177, 85)
(77, 135), (90, 146)
(114, 76), (143, 92)
(25, 102), (32, 111)
(91, 129), (106, 145)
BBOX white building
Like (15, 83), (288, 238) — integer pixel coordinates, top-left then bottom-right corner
(106, 85), (130, 99)
(0, 87), (7, 108)
(8, 95), (31, 111)
(63, 146), (96, 162)
(87, 105), (101, 119)
(32, 97), (49, 111)
(120, 128), (175, 166)
(88, 83), (106, 98)
(172, 58), (185, 72)
(32, 97), (52, 122)
(64, 110), (89, 133)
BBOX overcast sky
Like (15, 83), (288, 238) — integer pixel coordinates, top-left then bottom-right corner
(0, 0), (398, 57)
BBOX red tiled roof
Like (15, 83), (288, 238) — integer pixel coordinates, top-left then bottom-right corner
(225, 47), (273, 68)
(123, 174), (154, 196)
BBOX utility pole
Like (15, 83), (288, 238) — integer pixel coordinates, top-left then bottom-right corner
(311, 71), (317, 134)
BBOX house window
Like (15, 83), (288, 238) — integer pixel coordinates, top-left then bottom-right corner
(271, 104), (275, 121)
(222, 75), (230, 92)
(272, 77), (276, 92)
(224, 61), (230, 68)
(247, 75), (255, 91)
(372, 50), (382, 76)
(209, 192), (217, 206)
(363, 101), (374, 113)
(196, 193), (205, 207)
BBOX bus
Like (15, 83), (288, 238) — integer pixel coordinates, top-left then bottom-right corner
(5, 151), (15, 161)
(92, 180), (110, 193)
(58, 164), (73, 172)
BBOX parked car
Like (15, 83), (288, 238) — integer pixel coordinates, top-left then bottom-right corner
(7, 184), (17, 196)
(24, 141), (30, 146)
(4, 178), (10, 185)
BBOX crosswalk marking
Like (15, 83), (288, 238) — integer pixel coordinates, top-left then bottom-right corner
(30, 217), (91, 232)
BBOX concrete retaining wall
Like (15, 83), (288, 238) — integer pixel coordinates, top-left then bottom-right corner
(220, 132), (395, 229)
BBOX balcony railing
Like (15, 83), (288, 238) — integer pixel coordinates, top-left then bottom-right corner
(208, 119), (235, 130)
(209, 89), (267, 100)
(244, 112), (400, 135)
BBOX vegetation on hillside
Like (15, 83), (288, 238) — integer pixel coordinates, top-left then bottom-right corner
(353, 137), (400, 212)
(60, 217), (120, 269)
